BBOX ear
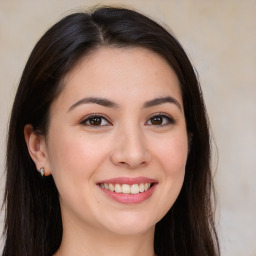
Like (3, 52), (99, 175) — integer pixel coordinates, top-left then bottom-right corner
(24, 124), (51, 176)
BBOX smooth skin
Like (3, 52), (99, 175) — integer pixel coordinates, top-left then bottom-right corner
(25, 47), (189, 256)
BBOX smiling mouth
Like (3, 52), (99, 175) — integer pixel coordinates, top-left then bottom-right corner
(99, 183), (154, 194)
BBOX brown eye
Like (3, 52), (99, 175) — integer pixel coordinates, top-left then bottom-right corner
(81, 115), (110, 127)
(146, 114), (175, 126)
(89, 117), (102, 126)
(151, 116), (163, 125)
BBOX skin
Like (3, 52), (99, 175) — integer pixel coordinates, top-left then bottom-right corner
(25, 47), (189, 256)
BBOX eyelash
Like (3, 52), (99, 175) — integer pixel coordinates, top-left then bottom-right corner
(80, 113), (175, 127)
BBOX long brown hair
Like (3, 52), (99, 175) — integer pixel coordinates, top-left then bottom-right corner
(3, 6), (219, 256)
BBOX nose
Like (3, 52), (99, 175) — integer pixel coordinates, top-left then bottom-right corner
(110, 127), (151, 169)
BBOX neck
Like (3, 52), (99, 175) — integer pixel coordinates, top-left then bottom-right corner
(54, 217), (156, 256)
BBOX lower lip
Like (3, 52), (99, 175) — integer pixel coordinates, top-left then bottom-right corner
(99, 184), (156, 204)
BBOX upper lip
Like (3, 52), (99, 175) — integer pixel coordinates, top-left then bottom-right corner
(97, 176), (157, 185)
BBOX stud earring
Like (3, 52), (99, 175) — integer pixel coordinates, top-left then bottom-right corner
(39, 167), (45, 177)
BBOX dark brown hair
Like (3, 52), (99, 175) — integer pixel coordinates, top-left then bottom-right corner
(3, 6), (219, 256)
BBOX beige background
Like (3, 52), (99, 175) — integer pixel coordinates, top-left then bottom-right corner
(0, 0), (255, 255)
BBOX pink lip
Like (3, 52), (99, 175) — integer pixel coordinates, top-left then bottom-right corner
(97, 176), (158, 204)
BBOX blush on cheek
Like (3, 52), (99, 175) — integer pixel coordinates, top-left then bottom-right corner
(56, 137), (109, 178)
(156, 140), (188, 167)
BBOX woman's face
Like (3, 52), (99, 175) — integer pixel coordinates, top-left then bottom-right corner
(44, 47), (188, 235)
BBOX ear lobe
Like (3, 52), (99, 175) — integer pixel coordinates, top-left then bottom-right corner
(24, 124), (51, 176)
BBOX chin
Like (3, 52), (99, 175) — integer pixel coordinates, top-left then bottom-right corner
(100, 211), (158, 236)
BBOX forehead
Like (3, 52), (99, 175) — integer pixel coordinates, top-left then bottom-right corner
(54, 46), (182, 110)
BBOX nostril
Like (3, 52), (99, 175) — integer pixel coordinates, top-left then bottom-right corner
(110, 144), (151, 168)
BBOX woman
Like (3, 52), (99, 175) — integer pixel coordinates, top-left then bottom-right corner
(3, 6), (220, 256)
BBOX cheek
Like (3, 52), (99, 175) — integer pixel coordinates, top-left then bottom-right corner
(146, 133), (188, 222)
(153, 133), (188, 174)
(46, 131), (110, 215)
(46, 131), (109, 186)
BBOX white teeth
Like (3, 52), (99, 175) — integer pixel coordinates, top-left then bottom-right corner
(122, 184), (131, 194)
(139, 183), (145, 192)
(115, 184), (122, 193)
(100, 182), (152, 194)
(131, 184), (139, 194)
(109, 184), (115, 192)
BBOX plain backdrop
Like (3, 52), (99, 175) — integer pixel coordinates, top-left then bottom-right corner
(0, 1), (255, 255)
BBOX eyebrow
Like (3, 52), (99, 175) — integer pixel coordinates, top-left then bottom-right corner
(68, 97), (118, 112)
(68, 96), (182, 112)
(143, 96), (182, 111)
